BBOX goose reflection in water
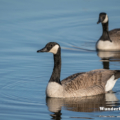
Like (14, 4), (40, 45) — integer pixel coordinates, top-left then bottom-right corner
(97, 51), (120, 69)
(46, 92), (118, 120)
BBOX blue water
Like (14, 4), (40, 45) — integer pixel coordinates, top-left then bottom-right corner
(1, 0), (120, 119)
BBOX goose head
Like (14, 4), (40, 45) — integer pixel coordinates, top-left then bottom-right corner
(37, 42), (60, 54)
(97, 12), (108, 24)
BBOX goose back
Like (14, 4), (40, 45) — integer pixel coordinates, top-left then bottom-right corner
(109, 29), (120, 46)
(62, 69), (118, 97)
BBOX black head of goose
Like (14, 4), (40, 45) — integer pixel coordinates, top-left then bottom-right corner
(96, 12), (120, 51)
(37, 42), (120, 98)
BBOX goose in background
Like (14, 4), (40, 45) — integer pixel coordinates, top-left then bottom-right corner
(37, 42), (120, 98)
(96, 12), (120, 51)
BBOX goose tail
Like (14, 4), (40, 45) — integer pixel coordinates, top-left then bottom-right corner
(115, 70), (120, 79)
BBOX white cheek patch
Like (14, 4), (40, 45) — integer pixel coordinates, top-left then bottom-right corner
(103, 15), (108, 23)
(49, 45), (59, 54)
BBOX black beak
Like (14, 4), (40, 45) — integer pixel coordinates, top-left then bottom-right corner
(37, 47), (48, 53)
(97, 17), (101, 24)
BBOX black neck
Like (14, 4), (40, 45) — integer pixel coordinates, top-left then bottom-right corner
(49, 48), (61, 84)
(100, 21), (112, 42)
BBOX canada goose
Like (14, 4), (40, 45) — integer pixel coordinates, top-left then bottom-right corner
(37, 42), (120, 98)
(96, 12), (120, 51)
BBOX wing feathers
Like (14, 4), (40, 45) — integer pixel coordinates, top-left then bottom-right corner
(62, 69), (119, 96)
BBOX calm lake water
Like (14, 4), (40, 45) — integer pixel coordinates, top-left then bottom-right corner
(1, 0), (120, 120)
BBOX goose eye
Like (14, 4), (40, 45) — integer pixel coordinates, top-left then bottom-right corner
(103, 16), (105, 20)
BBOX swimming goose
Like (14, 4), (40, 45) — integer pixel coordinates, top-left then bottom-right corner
(96, 12), (120, 51)
(37, 42), (120, 98)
